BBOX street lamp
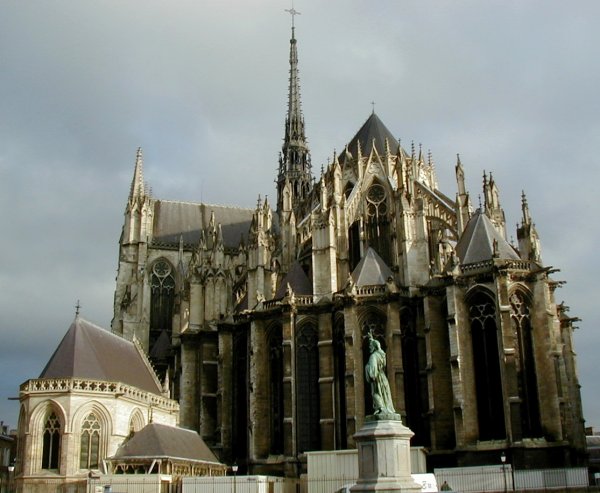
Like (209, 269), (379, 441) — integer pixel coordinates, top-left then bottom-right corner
(7, 462), (15, 493)
(232, 463), (238, 493)
(501, 452), (507, 493)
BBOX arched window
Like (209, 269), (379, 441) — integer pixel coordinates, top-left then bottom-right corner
(365, 183), (392, 265)
(361, 310), (387, 416)
(333, 315), (347, 449)
(79, 413), (101, 469)
(268, 325), (284, 454)
(42, 411), (61, 470)
(510, 291), (541, 438)
(401, 307), (429, 446)
(348, 221), (361, 272)
(296, 323), (320, 453)
(469, 291), (506, 440)
(149, 260), (175, 355)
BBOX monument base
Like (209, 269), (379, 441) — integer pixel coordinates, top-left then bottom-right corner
(351, 418), (422, 493)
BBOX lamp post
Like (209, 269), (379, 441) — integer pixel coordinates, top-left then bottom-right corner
(232, 463), (238, 493)
(501, 452), (507, 493)
(7, 463), (14, 493)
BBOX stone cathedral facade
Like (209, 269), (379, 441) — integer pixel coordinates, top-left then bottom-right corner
(111, 26), (586, 476)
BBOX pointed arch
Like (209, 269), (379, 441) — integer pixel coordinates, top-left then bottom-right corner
(400, 305), (429, 445)
(267, 323), (284, 455)
(509, 287), (542, 438)
(29, 401), (66, 472)
(333, 312), (347, 449)
(296, 318), (320, 453)
(364, 179), (392, 265)
(149, 258), (176, 350)
(129, 408), (146, 434)
(73, 402), (112, 471)
(467, 288), (506, 440)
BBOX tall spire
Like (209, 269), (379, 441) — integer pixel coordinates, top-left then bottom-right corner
(277, 10), (312, 213)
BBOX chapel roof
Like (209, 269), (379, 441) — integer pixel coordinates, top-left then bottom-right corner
(341, 112), (401, 162)
(39, 317), (162, 395)
(112, 423), (221, 464)
(274, 261), (313, 299)
(152, 200), (256, 248)
(351, 247), (394, 287)
(455, 209), (520, 265)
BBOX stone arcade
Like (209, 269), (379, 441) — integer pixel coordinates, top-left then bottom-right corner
(111, 23), (586, 476)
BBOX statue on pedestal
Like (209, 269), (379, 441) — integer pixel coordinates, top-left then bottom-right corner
(365, 333), (396, 416)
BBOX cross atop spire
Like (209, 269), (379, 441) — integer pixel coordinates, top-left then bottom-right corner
(75, 299), (81, 318)
(285, 5), (301, 30)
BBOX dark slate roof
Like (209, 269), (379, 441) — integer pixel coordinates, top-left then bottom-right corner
(455, 210), (520, 264)
(351, 247), (393, 286)
(341, 112), (401, 162)
(274, 261), (313, 298)
(149, 330), (171, 361)
(152, 200), (255, 248)
(112, 423), (221, 463)
(39, 317), (162, 395)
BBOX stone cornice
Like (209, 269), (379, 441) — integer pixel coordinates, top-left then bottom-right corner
(20, 378), (179, 413)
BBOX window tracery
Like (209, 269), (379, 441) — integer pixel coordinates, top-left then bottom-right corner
(365, 183), (392, 265)
(296, 323), (320, 453)
(468, 291), (506, 440)
(268, 326), (284, 454)
(510, 291), (541, 437)
(149, 260), (175, 356)
(79, 412), (101, 469)
(42, 412), (61, 470)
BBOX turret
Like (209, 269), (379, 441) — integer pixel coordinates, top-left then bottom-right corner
(455, 154), (472, 234)
(516, 191), (542, 263)
(483, 171), (507, 238)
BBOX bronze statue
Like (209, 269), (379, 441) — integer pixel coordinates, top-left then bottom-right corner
(365, 333), (396, 415)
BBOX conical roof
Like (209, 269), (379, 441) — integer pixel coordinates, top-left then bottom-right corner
(112, 423), (220, 463)
(455, 210), (519, 264)
(39, 317), (162, 395)
(149, 330), (171, 361)
(342, 112), (400, 162)
(351, 247), (393, 286)
(274, 261), (312, 298)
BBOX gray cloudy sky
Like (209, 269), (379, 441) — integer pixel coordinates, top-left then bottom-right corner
(1, 0), (599, 431)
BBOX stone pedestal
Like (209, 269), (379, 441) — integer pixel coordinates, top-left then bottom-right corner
(351, 417), (422, 493)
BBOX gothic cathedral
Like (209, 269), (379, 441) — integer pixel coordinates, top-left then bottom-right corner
(111, 25), (586, 476)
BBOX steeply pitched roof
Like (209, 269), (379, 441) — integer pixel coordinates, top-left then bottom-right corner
(274, 261), (313, 298)
(39, 317), (162, 395)
(455, 210), (519, 264)
(351, 247), (393, 286)
(342, 112), (400, 162)
(112, 423), (221, 463)
(152, 201), (255, 248)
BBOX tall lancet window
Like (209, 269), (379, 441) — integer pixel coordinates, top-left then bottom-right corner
(296, 322), (320, 453)
(469, 291), (506, 440)
(510, 291), (542, 438)
(333, 315), (347, 449)
(268, 325), (284, 454)
(401, 308), (429, 446)
(365, 183), (392, 265)
(79, 412), (101, 469)
(42, 411), (61, 470)
(361, 311), (387, 416)
(149, 260), (176, 350)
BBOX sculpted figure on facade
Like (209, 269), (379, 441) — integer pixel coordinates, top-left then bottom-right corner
(365, 333), (396, 416)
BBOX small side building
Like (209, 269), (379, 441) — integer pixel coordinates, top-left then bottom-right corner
(106, 422), (226, 479)
(14, 316), (181, 490)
